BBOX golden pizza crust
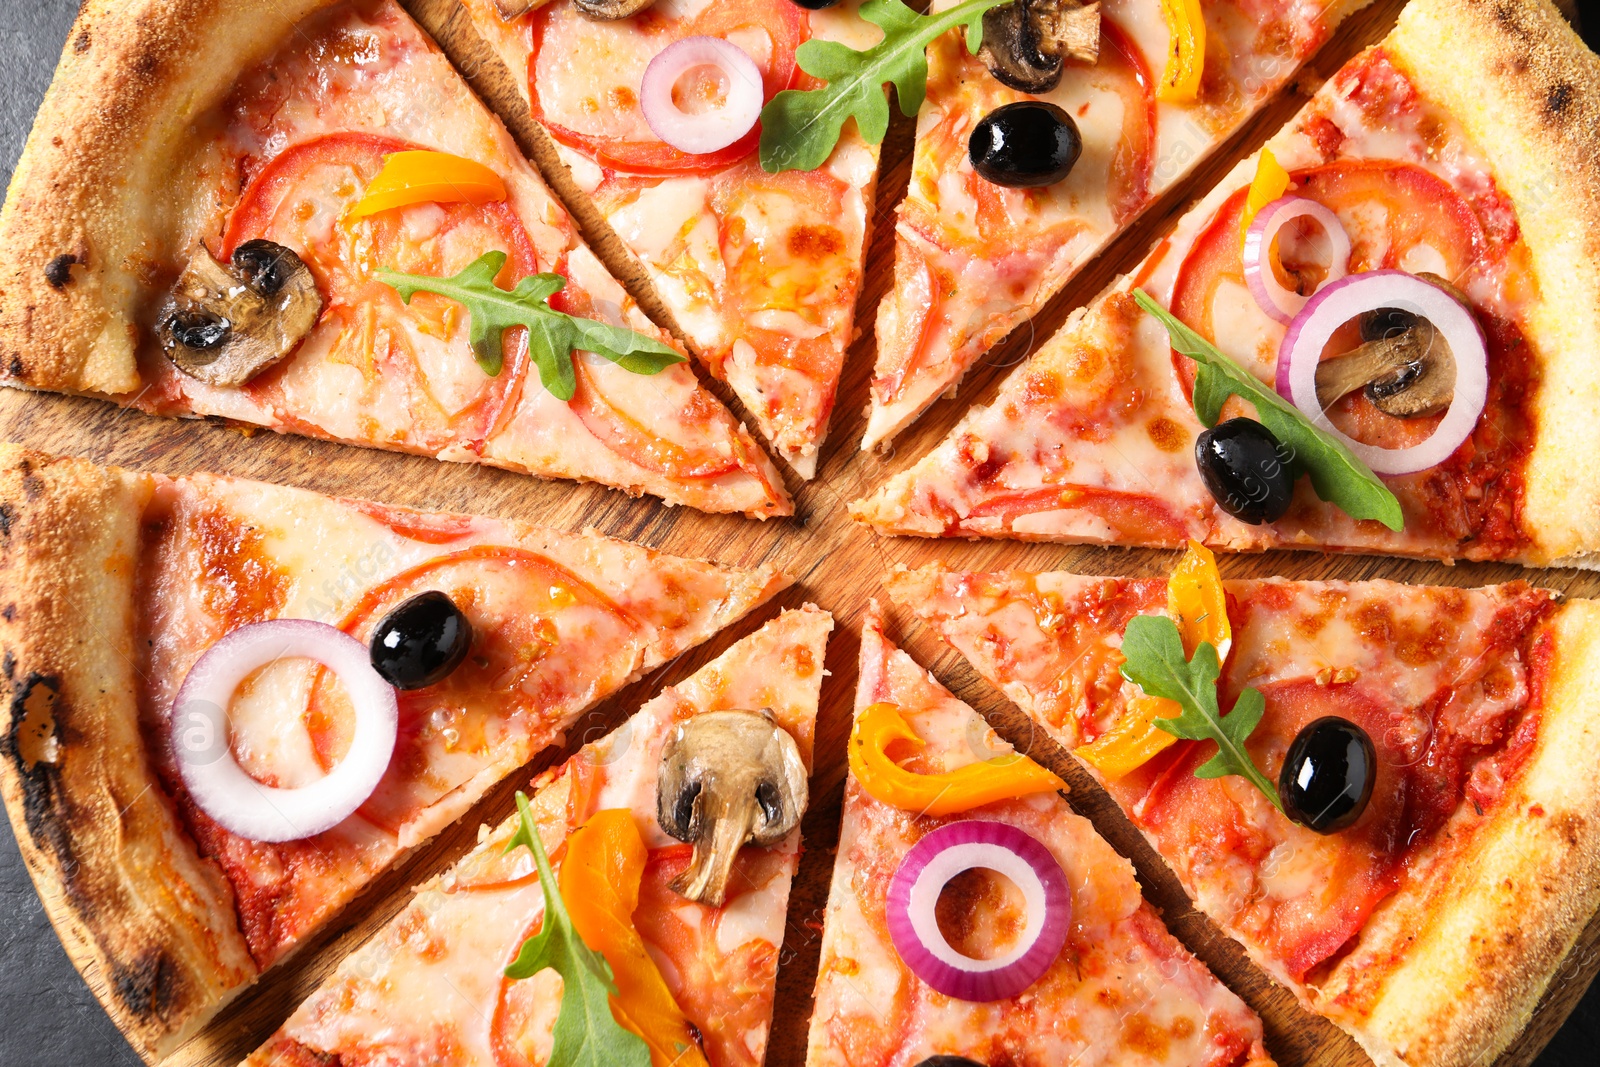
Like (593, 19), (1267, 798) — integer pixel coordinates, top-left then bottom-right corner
(1309, 598), (1600, 1067)
(0, 446), (258, 1062)
(1383, 0), (1600, 566)
(0, 0), (327, 396)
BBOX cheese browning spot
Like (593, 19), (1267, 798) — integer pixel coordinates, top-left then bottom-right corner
(788, 224), (845, 262)
(195, 508), (291, 629)
(1145, 416), (1185, 452)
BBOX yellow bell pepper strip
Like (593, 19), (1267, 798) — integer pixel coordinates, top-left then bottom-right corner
(560, 809), (710, 1067)
(349, 150), (508, 219)
(1238, 147), (1292, 245)
(1156, 0), (1206, 104)
(849, 702), (1065, 815)
(1076, 541), (1230, 778)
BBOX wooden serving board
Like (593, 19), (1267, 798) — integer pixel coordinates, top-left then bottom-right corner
(2, 0), (1597, 1063)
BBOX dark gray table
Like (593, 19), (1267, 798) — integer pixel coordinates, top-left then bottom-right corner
(2, 2), (1598, 1064)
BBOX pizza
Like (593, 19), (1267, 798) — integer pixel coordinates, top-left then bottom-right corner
(0, 445), (787, 1059)
(461, 0), (883, 479)
(0, 0), (790, 517)
(805, 599), (1276, 1066)
(885, 544), (1600, 1067)
(246, 603), (832, 1067)
(862, 0), (1374, 449)
(852, 0), (1600, 567)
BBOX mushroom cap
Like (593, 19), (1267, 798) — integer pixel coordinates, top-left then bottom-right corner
(978, 0), (1101, 94)
(575, 0), (655, 20)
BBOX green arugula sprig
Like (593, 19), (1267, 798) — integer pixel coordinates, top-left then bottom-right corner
(1134, 289), (1403, 532)
(759, 0), (1009, 173)
(502, 792), (651, 1067)
(1119, 615), (1283, 812)
(378, 251), (684, 399)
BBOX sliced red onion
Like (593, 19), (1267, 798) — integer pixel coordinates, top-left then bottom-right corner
(640, 37), (764, 156)
(886, 819), (1070, 1001)
(172, 620), (398, 843)
(1242, 196), (1353, 325)
(1276, 269), (1488, 476)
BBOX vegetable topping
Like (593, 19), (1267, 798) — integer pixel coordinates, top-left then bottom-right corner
(977, 0), (1101, 93)
(656, 709), (808, 906)
(1195, 417), (1295, 525)
(1241, 195), (1353, 325)
(640, 37), (766, 155)
(1238, 147), (1290, 243)
(172, 619), (398, 842)
(850, 701), (1065, 814)
(368, 590), (473, 691)
(886, 820), (1070, 1001)
(1154, 0), (1203, 102)
(968, 101), (1082, 188)
(348, 150), (508, 219)
(1279, 716), (1377, 834)
(378, 250), (685, 389)
(157, 239), (323, 387)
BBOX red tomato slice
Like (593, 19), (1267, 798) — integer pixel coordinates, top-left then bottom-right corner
(963, 484), (1192, 543)
(304, 546), (643, 833)
(871, 233), (943, 405)
(569, 359), (746, 479)
(527, 0), (805, 175)
(222, 132), (543, 451)
(1099, 18), (1156, 225)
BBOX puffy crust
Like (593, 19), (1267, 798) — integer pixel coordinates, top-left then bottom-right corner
(1382, 0), (1600, 566)
(0, 0), (329, 395)
(0, 446), (258, 1062)
(1312, 599), (1600, 1067)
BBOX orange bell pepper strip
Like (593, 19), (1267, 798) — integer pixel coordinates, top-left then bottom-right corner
(1238, 147), (1292, 245)
(1076, 541), (1231, 778)
(349, 150), (508, 219)
(560, 809), (709, 1067)
(1156, 0), (1206, 104)
(849, 702), (1065, 815)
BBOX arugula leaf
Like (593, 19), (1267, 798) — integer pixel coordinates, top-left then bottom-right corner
(1133, 289), (1404, 532)
(759, 0), (1009, 173)
(1119, 615), (1282, 811)
(378, 251), (684, 399)
(503, 792), (651, 1067)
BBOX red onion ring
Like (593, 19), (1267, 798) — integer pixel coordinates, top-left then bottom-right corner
(640, 37), (764, 156)
(172, 620), (398, 842)
(886, 819), (1070, 1001)
(1276, 269), (1488, 476)
(1242, 195), (1353, 325)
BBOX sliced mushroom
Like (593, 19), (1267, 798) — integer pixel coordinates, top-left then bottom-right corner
(492, 0), (539, 19)
(979, 0), (1101, 94)
(656, 708), (808, 907)
(156, 239), (322, 388)
(1314, 274), (1466, 419)
(575, 0), (654, 20)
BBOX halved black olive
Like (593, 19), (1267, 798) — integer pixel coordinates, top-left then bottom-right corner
(913, 1058), (986, 1067)
(789, 0), (839, 8)
(1194, 418), (1295, 524)
(1280, 716), (1377, 834)
(969, 101), (1082, 188)
(369, 590), (473, 690)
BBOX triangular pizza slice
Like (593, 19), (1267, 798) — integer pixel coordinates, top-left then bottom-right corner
(887, 550), (1600, 1067)
(247, 604), (832, 1067)
(0, 0), (788, 516)
(461, 0), (884, 478)
(0, 446), (788, 1060)
(861, 0), (1372, 449)
(806, 600), (1274, 1066)
(854, 0), (1600, 566)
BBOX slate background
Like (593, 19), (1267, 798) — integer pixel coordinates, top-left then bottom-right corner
(2, 2), (1599, 1065)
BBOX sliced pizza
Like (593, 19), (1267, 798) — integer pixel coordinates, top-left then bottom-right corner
(0, 446), (788, 1060)
(861, 0), (1373, 448)
(246, 603), (832, 1067)
(886, 547), (1600, 1067)
(0, 0), (789, 517)
(853, 0), (1600, 567)
(460, 0), (884, 478)
(805, 600), (1275, 1067)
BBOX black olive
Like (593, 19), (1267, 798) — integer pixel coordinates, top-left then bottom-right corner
(968, 101), (1082, 188)
(231, 238), (298, 297)
(789, 0), (838, 8)
(1280, 716), (1377, 833)
(369, 590), (473, 690)
(166, 309), (231, 351)
(1195, 418), (1295, 525)
(1358, 306), (1420, 343)
(913, 1058), (986, 1067)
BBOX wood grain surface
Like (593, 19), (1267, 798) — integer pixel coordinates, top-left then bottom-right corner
(3, 0), (1598, 1065)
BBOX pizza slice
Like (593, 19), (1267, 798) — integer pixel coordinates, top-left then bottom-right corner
(805, 600), (1275, 1066)
(861, 0), (1372, 448)
(853, 0), (1600, 567)
(246, 603), (832, 1067)
(0, 0), (789, 517)
(886, 547), (1600, 1067)
(460, 0), (884, 479)
(0, 446), (788, 1060)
